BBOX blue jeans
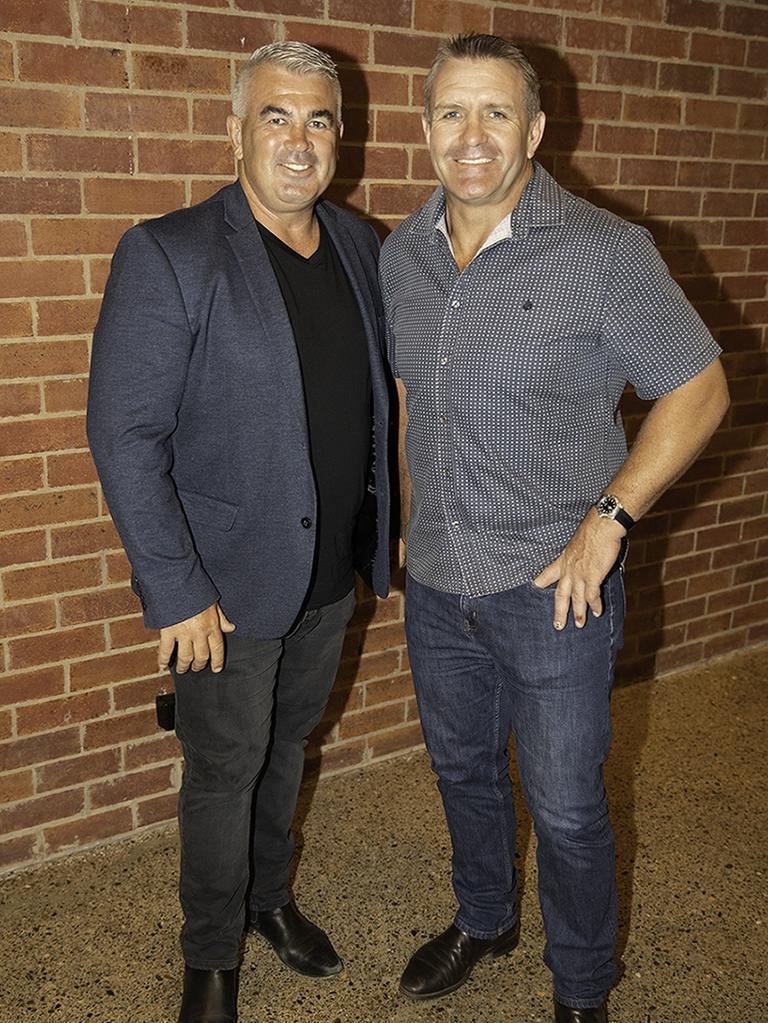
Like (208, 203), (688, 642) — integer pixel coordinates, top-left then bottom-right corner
(405, 570), (625, 1009)
(172, 588), (356, 970)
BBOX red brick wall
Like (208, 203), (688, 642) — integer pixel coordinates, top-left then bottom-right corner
(1, 0), (766, 873)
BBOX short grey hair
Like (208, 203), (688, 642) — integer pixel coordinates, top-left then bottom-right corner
(424, 34), (541, 122)
(232, 41), (342, 121)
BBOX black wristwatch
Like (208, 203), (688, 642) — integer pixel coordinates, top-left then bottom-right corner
(595, 494), (636, 532)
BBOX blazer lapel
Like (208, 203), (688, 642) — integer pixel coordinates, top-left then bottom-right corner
(222, 183), (309, 437)
(317, 203), (379, 350)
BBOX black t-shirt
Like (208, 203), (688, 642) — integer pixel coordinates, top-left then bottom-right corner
(258, 219), (372, 609)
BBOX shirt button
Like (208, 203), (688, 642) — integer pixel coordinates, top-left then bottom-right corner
(300, 517), (312, 528)
(451, 521), (460, 528)
(443, 467), (450, 477)
(440, 356), (448, 365)
(439, 414), (448, 423)
(450, 299), (460, 309)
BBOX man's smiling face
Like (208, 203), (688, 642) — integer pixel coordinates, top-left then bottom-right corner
(227, 65), (342, 224)
(423, 57), (545, 215)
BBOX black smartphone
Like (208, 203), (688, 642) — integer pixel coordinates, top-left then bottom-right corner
(155, 691), (176, 731)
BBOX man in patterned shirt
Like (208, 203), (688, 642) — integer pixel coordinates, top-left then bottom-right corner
(380, 34), (729, 1023)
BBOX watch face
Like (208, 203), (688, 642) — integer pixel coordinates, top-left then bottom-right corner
(598, 495), (619, 517)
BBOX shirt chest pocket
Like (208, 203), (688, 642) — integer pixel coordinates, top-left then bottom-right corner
(509, 302), (600, 349)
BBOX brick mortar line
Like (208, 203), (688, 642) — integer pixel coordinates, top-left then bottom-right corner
(0, 654), (152, 685)
(74, 0), (256, 16)
(346, 690), (413, 709)
(65, 0), (80, 47)
(0, 514), (107, 532)
(3, 571), (133, 592)
(6, 81), (763, 102)
(0, 480), (102, 497)
(132, 41), (747, 65)
(7, 156), (765, 169)
(2, 783), (180, 831)
(5, 640), (150, 667)
(10, 690), (146, 720)
(28, 760), (180, 800)
(4, 599), (129, 621)
(9, 703), (157, 736)
(0, 817), (167, 872)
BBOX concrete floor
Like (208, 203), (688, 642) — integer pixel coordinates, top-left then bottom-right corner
(1, 645), (767, 1023)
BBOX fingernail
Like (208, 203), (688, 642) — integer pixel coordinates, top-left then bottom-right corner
(554, 620), (563, 630)
(593, 610), (602, 617)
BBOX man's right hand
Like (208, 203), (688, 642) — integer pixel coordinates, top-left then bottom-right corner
(157, 603), (236, 674)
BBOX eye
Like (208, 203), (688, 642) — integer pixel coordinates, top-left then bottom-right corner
(309, 119), (330, 130)
(488, 110), (507, 120)
(442, 110), (461, 120)
(268, 116), (287, 126)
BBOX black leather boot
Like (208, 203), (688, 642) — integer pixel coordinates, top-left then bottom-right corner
(252, 900), (342, 977)
(177, 966), (238, 1023)
(399, 919), (520, 1000)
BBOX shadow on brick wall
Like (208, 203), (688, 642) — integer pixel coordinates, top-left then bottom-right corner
(531, 43), (766, 966)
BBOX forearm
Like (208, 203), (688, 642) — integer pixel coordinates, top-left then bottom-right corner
(606, 359), (730, 521)
(535, 359), (730, 628)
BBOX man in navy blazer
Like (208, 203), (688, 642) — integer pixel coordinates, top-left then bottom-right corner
(87, 42), (390, 1023)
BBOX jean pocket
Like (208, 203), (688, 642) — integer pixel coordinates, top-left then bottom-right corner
(526, 579), (557, 594)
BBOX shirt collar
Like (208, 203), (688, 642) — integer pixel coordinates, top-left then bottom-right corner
(413, 160), (564, 247)
(435, 205), (511, 259)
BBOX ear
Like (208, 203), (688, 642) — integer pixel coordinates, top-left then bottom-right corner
(527, 111), (546, 160)
(226, 114), (243, 160)
(421, 113), (431, 147)
(338, 119), (344, 142)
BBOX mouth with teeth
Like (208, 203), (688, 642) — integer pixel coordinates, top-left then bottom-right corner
(455, 157), (494, 164)
(282, 162), (313, 172)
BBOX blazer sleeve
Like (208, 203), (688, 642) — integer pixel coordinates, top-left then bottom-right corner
(87, 224), (220, 629)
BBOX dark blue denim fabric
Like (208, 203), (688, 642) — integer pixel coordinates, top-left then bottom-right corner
(172, 588), (355, 970)
(405, 570), (625, 1008)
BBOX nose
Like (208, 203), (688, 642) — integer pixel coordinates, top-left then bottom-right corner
(460, 112), (487, 148)
(287, 121), (311, 150)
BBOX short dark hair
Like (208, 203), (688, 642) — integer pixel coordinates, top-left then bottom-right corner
(423, 34), (541, 122)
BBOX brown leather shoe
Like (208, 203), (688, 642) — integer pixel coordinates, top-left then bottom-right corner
(554, 998), (608, 1022)
(252, 900), (342, 977)
(177, 966), (238, 1023)
(399, 920), (520, 1000)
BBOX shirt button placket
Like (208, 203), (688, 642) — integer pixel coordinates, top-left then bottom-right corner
(440, 287), (463, 547)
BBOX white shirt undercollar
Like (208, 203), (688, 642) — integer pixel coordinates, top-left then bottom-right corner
(435, 209), (513, 260)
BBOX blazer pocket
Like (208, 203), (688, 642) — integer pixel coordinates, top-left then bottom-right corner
(177, 488), (239, 532)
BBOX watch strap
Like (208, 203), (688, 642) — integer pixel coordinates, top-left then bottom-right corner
(612, 505), (635, 532)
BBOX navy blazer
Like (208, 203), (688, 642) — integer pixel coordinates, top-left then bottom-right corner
(87, 181), (390, 637)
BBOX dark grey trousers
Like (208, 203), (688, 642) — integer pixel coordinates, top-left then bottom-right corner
(172, 589), (355, 970)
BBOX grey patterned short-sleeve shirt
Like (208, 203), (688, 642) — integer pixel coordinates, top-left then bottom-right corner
(379, 162), (721, 597)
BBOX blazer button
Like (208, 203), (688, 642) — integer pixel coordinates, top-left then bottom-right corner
(301, 517), (312, 528)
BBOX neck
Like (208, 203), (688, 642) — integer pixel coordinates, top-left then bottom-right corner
(239, 179), (320, 258)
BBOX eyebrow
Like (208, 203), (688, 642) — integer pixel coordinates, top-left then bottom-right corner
(433, 101), (515, 113)
(259, 104), (336, 124)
